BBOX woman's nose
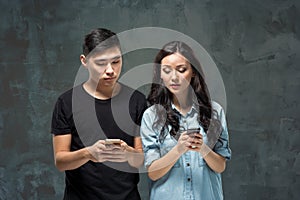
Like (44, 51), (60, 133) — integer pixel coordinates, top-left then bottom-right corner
(171, 71), (179, 82)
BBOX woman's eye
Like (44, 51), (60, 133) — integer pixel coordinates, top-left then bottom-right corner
(162, 68), (171, 74)
(178, 68), (187, 73)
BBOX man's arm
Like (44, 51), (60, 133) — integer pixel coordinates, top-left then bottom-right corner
(53, 134), (93, 171)
(123, 137), (144, 168)
(53, 134), (145, 171)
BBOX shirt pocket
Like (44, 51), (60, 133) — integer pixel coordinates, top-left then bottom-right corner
(198, 156), (207, 167)
(173, 159), (181, 168)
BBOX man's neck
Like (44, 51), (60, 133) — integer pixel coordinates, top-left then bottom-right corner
(83, 81), (121, 100)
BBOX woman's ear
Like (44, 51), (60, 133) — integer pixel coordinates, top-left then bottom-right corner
(80, 54), (87, 67)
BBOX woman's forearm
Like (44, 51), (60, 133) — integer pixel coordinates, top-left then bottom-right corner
(201, 144), (226, 173)
(148, 146), (183, 181)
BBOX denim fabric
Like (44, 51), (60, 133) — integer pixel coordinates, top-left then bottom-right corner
(141, 101), (231, 200)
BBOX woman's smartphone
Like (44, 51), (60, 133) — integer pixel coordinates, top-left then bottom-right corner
(186, 128), (200, 148)
(186, 128), (200, 135)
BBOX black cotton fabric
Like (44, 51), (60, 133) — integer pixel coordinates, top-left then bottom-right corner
(51, 83), (147, 200)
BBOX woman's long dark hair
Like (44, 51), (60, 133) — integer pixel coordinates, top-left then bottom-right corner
(147, 41), (221, 143)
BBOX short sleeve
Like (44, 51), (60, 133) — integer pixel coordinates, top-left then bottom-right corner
(135, 93), (148, 126)
(51, 97), (71, 135)
(140, 107), (161, 168)
(213, 104), (231, 160)
(129, 91), (148, 137)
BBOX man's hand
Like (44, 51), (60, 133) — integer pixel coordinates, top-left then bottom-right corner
(87, 140), (128, 163)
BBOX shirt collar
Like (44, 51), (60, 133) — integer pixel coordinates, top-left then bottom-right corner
(171, 103), (198, 116)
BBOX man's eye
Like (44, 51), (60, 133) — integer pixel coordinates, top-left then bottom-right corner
(96, 63), (107, 66)
(112, 60), (120, 64)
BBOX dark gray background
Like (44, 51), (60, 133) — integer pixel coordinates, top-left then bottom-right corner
(0, 0), (299, 199)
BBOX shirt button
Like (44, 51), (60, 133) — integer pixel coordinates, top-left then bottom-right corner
(187, 178), (191, 181)
(187, 163), (190, 167)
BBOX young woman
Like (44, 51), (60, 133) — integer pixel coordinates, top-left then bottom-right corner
(140, 41), (231, 200)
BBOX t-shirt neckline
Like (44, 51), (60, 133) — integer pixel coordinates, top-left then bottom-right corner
(79, 82), (123, 103)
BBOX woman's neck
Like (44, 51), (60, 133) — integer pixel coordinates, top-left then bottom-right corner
(173, 94), (192, 115)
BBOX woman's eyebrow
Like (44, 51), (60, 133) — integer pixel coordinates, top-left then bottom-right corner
(161, 64), (186, 68)
(176, 64), (187, 68)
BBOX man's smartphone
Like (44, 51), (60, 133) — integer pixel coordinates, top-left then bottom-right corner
(105, 139), (121, 145)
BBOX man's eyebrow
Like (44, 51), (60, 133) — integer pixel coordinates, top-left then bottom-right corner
(94, 55), (121, 62)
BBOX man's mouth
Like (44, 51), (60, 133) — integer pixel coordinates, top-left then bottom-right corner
(104, 77), (116, 81)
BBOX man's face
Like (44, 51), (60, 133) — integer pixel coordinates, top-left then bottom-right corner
(81, 46), (122, 87)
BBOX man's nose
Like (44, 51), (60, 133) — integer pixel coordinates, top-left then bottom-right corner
(105, 63), (114, 74)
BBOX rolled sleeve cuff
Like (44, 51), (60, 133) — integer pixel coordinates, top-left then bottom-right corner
(215, 146), (231, 160)
(144, 149), (160, 168)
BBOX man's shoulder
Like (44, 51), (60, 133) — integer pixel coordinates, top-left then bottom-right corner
(56, 84), (83, 104)
(58, 87), (73, 99)
(120, 83), (146, 100)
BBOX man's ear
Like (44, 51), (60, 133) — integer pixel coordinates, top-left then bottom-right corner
(80, 54), (87, 67)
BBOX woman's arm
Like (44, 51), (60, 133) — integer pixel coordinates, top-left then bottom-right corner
(188, 134), (226, 173)
(201, 144), (226, 173)
(147, 145), (182, 181)
(147, 134), (190, 181)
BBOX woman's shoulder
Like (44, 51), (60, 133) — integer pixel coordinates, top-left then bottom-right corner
(144, 105), (157, 115)
(211, 101), (225, 112)
(211, 101), (226, 119)
(143, 104), (166, 118)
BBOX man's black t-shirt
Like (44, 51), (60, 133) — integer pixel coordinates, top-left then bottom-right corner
(51, 83), (147, 200)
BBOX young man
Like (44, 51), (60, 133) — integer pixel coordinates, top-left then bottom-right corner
(51, 28), (147, 199)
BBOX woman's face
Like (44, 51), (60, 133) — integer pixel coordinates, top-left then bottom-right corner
(160, 53), (194, 98)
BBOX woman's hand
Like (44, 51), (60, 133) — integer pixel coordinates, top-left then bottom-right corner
(186, 133), (204, 152)
(175, 132), (190, 154)
(176, 131), (203, 154)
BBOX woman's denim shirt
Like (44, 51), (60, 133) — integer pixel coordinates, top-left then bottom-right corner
(140, 101), (231, 200)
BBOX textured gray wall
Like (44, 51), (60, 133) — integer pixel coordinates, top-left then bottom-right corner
(0, 0), (299, 199)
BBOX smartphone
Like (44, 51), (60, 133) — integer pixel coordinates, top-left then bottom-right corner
(105, 139), (121, 145)
(186, 128), (200, 149)
(186, 128), (200, 135)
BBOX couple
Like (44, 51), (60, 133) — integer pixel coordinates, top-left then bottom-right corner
(51, 28), (231, 200)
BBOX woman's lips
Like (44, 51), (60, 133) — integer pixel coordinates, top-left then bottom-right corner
(170, 84), (180, 89)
